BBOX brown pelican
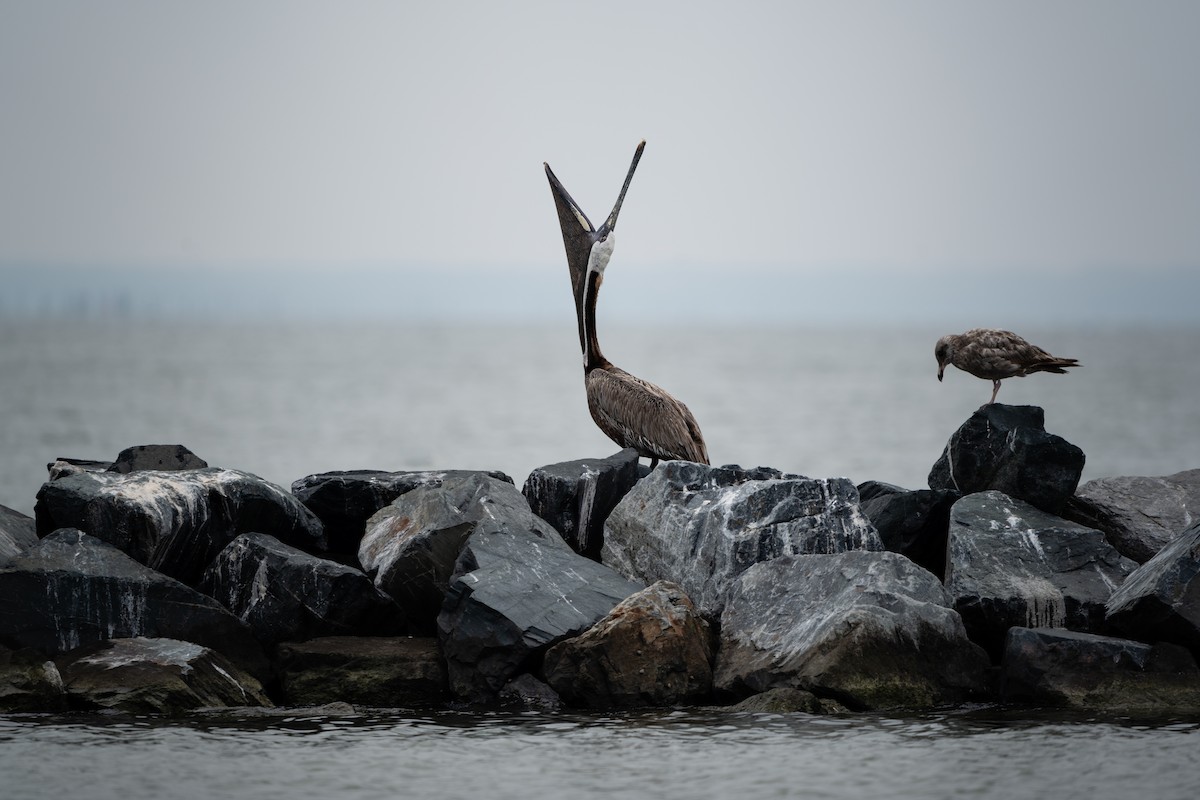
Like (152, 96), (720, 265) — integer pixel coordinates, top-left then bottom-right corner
(935, 328), (1080, 404)
(544, 140), (709, 468)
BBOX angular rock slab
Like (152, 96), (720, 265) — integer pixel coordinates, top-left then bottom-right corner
(1065, 469), (1200, 563)
(0, 529), (269, 679)
(438, 524), (643, 704)
(276, 636), (449, 708)
(715, 551), (988, 710)
(522, 449), (640, 561)
(200, 533), (406, 646)
(57, 637), (272, 713)
(543, 580), (714, 709)
(1106, 520), (1200, 657)
(360, 473), (555, 634)
(603, 462), (882, 618)
(857, 481), (959, 580)
(928, 404), (1085, 515)
(1001, 627), (1200, 712)
(35, 467), (326, 586)
(107, 444), (208, 474)
(293, 469), (513, 554)
(1, 503), (37, 562)
(946, 491), (1138, 660)
(0, 645), (67, 712)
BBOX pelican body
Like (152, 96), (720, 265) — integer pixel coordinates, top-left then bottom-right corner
(545, 141), (709, 467)
(935, 328), (1080, 404)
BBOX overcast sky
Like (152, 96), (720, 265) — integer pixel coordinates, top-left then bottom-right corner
(1, 2), (1197, 322)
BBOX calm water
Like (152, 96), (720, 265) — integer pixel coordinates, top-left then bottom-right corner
(2, 320), (1198, 517)
(3, 319), (1200, 798)
(2, 707), (1200, 800)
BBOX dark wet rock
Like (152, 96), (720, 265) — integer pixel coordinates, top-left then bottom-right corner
(543, 580), (714, 709)
(603, 462), (882, 618)
(275, 636), (448, 708)
(438, 519), (643, 704)
(856, 481), (959, 579)
(723, 687), (848, 714)
(714, 551), (989, 710)
(1106, 520), (1200, 657)
(292, 469), (514, 555)
(46, 458), (112, 481)
(57, 637), (271, 713)
(928, 404), (1085, 515)
(498, 673), (562, 712)
(945, 491), (1138, 661)
(199, 533), (406, 646)
(359, 474), (550, 634)
(107, 444), (209, 474)
(522, 449), (640, 560)
(35, 467), (326, 586)
(0, 504), (37, 562)
(1064, 469), (1200, 563)
(0, 529), (269, 679)
(0, 645), (67, 712)
(1001, 627), (1200, 712)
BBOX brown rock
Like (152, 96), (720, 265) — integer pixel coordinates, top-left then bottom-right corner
(542, 581), (714, 708)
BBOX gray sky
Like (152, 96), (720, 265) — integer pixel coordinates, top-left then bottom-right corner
(1, 2), (1198, 322)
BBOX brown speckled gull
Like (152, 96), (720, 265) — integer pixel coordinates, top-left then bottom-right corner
(935, 328), (1080, 404)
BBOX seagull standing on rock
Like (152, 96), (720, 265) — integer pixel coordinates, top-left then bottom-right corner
(935, 328), (1080, 405)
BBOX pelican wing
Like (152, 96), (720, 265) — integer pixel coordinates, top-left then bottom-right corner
(586, 366), (709, 464)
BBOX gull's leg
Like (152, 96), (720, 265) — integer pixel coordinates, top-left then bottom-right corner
(989, 380), (1002, 404)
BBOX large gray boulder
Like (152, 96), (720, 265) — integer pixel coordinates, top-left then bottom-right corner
(542, 580), (713, 709)
(0, 504), (37, 562)
(856, 481), (959, 579)
(359, 473), (548, 634)
(946, 491), (1138, 660)
(929, 404), (1085, 515)
(714, 551), (988, 710)
(200, 533), (406, 645)
(1064, 469), (1200, 563)
(1106, 520), (1200, 657)
(522, 449), (640, 560)
(57, 637), (271, 713)
(34, 467), (326, 586)
(292, 469), (513, 555)
(438, 521), (643, 704)
(603, 462), (882, 618)
(275, 636), (448, 708)
(0, 529), (269, 679)
(1001, 627), (1200, 712)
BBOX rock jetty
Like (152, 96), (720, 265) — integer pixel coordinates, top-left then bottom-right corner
(1, 405), (1199, 717)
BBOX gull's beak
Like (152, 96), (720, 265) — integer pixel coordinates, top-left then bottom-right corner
(937, 365), (945, 382)
(596, 140), (645, 241)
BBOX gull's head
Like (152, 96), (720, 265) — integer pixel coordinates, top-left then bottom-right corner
(934, 335), (954, 381)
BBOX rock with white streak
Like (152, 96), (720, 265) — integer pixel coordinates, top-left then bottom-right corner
(57, 637), (271, 713)
(928, 404), (1085, 515)
(945, 490), (1138, 660)
(34, 467), (326, 586)
(1064, 469), (1200, 563)
(522, 449), (641, 560)
(292, 469), (514, 555)
(714, 551), (989, 710)
(0, 529), (269, 680)
(200, 533), (406, 645)
(1106, 520), (1200, 657)
(602, 462), (882, 617)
